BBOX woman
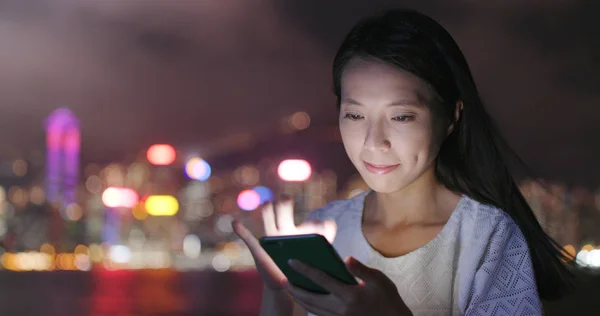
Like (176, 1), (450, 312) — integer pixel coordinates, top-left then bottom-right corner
(233, 8), (573, 316)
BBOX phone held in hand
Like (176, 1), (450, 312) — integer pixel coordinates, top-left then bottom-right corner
(259, 234), (358, 294)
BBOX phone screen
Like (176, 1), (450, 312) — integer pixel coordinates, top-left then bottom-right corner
(260, 234), (357, 294)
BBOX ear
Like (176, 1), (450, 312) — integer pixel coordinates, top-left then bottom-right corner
(447, 101), (463, 136)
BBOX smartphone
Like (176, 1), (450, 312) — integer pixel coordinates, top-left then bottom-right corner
(259, 234), (358, 294)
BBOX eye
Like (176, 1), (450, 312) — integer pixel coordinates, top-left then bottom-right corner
(392, 115), (415, 123)
(343, 113), (364, 121)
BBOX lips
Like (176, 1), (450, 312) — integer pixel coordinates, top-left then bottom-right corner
(363, 161), (400, 175)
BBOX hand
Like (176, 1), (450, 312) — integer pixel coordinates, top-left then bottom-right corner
(286, 256), (413, 316)
(232, 197), (337, 291)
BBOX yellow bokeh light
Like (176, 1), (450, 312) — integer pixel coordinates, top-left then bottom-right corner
(582, 244), (595, 252)
(56, 253), (76, 271)
(89, 244), (104, 262)
(74, 245), (90, 256)
(40, 243), (55, 255)
(145, 195), (179, 216)
(132, 202), (148, 220)
(562, 244), (576, 262)
(1, 253), (16, 271)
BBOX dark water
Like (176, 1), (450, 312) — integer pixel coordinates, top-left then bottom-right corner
(0, 269), (599, 315)
(0, 270), (263, 316)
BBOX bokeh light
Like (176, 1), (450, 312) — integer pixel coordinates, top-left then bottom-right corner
(183, 234), (202, 259)
(127, 163), (149, 190)
(75, 254), (92, 271)
(147, 144), (176, 166)
(289, 111), (311, 130)
(29, 186), (46, 205)
(85, 175), (102, 194)
(8, 186), (27, 207)
(233, 165), (259, 186)
(89, 244), (104, 263)
(109, 245), (132, 264)
(277, 159), (312, 182)
(215, 215), (234, 235)
(12, 159), (27, 177)
(40, 243), (55, 255)
(104, 164), (125, 187)
(237, 189), (261, 211)
(145, 195), (179, 216)
(185, 158), (211, 181)
(102, 187), (139, 208)
(132, 202), (148, 220)
(74, 244), (90, 256)
(65, 203), (83, 221)
(562, 244), (576, 262)
(212, 253), (231, 272)
(582, 244), (594, 252)
(252, 186), (274, 204)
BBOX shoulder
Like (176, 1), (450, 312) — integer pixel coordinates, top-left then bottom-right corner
(455, 196), (530, 272)
(459, 195), (521, 240)
(459, 197), (541, 314)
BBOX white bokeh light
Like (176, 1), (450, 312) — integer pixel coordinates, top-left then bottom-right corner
(183, 234), (202, 259)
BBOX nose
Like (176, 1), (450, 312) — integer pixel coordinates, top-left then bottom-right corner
(363, 120), (391, 152)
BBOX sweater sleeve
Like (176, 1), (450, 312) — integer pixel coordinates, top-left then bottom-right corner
(464, 219), (543, 316)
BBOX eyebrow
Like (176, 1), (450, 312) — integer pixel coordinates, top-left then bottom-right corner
(341, 98), (424, 107)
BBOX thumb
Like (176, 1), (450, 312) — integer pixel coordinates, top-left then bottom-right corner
(345, 256), (376, 281)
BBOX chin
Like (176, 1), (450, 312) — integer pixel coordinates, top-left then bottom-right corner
(360, 173), (407, 194)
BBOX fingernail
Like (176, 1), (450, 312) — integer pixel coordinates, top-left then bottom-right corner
(260, 201), (271, 209)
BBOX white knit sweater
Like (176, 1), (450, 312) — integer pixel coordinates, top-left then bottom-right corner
(305, 191), (542, 316)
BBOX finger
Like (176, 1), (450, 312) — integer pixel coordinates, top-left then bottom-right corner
(287, 284), (339, 316)
(276, 197), (296, 233)
(232, 219), (261, 250)
(296, 219), (337, 243)
(345, 256), (377, 282)
(232, 220), (287, 286)
(288, 259), (352, 297)
(261, 203), (278, 236)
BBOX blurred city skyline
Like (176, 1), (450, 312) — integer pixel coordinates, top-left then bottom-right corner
(0, 0), (598, 186)
(1, 3), (600, 315)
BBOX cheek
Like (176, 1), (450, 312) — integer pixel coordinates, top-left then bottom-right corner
(390, 125), (438, 160)
(339, 124), (363, 155)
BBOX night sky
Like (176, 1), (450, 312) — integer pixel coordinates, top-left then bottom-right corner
(0, 0), (598, 186)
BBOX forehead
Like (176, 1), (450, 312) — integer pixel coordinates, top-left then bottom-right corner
(340, 58), (436, 104)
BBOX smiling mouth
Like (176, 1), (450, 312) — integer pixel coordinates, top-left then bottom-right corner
(363, 161), (400, 175)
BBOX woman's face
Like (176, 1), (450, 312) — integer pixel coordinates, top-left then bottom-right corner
(338, 58), (448, 193)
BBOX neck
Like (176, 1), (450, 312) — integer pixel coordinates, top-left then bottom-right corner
(365, 166), (461, 228)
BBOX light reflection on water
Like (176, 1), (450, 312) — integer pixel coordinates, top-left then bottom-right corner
(0, 270), (263, 316)
(1, 269), (599, 315)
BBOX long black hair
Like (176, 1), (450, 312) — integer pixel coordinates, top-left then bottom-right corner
(332, 8), (574, 300)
